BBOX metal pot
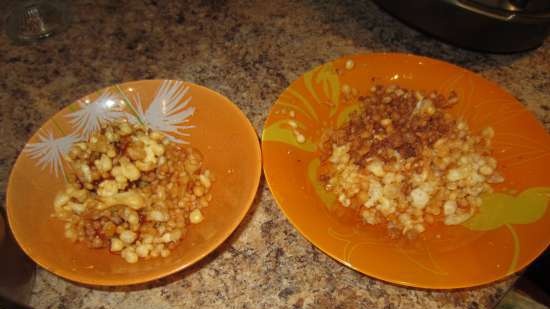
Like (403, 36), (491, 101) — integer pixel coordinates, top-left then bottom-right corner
(373, 0), (550, 53)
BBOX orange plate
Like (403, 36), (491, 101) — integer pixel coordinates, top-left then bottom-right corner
(7, 80), (262, 286)
(262, 53), (550, 289)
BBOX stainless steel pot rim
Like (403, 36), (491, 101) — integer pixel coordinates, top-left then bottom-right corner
(449, 0), (550, 23)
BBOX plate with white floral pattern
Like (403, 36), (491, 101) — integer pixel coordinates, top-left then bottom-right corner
(6, 80), (261, 286)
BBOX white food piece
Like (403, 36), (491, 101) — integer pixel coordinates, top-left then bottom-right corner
(342, 84), (351, 95)
(409, 188), (429, 209)
(199, 172), (212, 188)
(443, 200), (457, 216)
(94, 154), (112, 173)
(345, 59), (355, 70)
(136, 244), (152, 258)
(367, 160), (385, 177)
(110, 238), (124, 252)
(288, 120), (298, 128)
(447, 168), (465, 182)
(119, 230), (137, 244)
(68, 202), (86, 214)
(295, 133), (305, 144)
(148, 210), (168, 222)
(98, 191), (146, 210)
(189, 209), (204, 224)
(97, 180), (119, 197)
(121, 248), (138, 263)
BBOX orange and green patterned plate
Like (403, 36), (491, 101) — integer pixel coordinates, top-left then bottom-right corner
(262, 53), (550, 289)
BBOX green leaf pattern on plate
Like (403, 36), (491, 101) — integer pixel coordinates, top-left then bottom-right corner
(336, 104), (360, 128)
(264, 63), (341, 151)
(307, 158), (336, 208)
(262, 120), (316, 152)
(464, 188), (550, 231)
(463, 188), (550, 274)
(265, 56), (550, 278)
(304, 63), (340, 117)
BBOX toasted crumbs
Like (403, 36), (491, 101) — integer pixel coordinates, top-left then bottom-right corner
(53, 121), (214, 263)
(319, 85), (503, 238)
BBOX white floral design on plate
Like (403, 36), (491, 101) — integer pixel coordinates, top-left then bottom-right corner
(23, 80), (197, 178)
(65, 91), (127, 139)
(24, 130), (80, 178)
(128, 80), (195, 143)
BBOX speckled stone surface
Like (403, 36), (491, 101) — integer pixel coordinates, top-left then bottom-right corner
(1, 0), (549, 308)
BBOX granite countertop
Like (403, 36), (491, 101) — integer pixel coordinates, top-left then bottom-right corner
(1, 0), (549, 308)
